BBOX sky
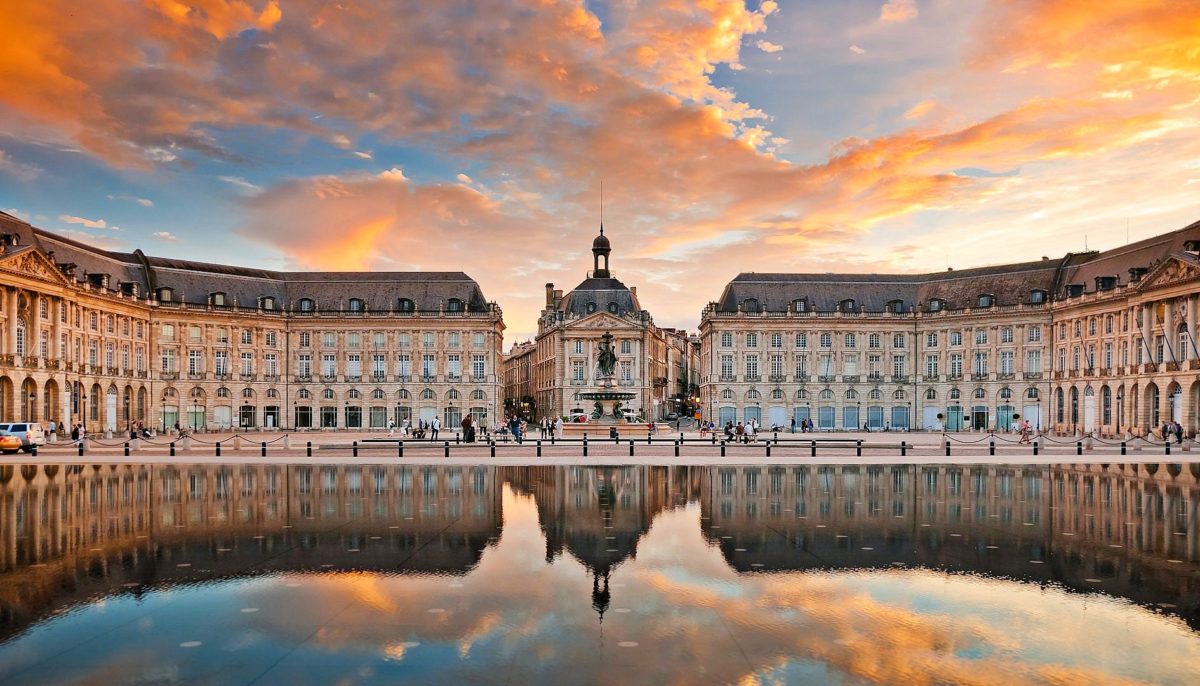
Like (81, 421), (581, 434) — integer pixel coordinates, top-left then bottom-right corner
(1, 0), (1198, 345)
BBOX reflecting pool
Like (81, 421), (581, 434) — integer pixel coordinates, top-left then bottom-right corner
(1, 463), (1199, 684)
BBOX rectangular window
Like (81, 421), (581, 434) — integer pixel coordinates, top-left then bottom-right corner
(720, 355), (733, 378)
(721, 332), (733, 347)
(974, 329), (987, 345)
(949, 353), (963, 377)
(795, 333), (807, 348)
(298, 332), (310, 347)
(161, 348), (175, 372)
(844, 333), (856, 349)
(136, 347), (144, 372)
(1026, 349), (1042, 373)
(620, 361), (631, 381)
(973, 352), (988, 375)
(347, 354), (362, 377)
(266, 331), (277, 347)
(770, 354), (783, 376)
(241, 329), (253, 345)
(621, 339), (632, 354)
(892, 333), (906, 349)
(818, 354), (833, 377)
(188, 325), (201, 342)
(265, 353), (278, 376)
(216, 328), (229, 344)
(869, 333), (881, 349)
(348, 332), (361, 348)
(925, 332), (937, 348)
(215, 351), (229, 375)
(745, 355), (759, 378)
(819, 333), (832, 348)
(925, 354), (939, 377)
(795, 355), (808, 377)
(397, 333), (411, 348)
(472, 355), (485, 379)
(421, 354), (435, 377)
(188, 350), (203, 375)
(1000, 327), (1013, 344)
(1103, 343), (1112, 369)
(574, 340), (583, 354)
(447, 354), (461, 378)
(770, 332), (782, 348)
(842, 353), (859, 375)
(323, 332), (336, 347)
(447, 332), (460, 348)
(423, 332), (435, 348)
(322, 354), (336, 376)
(573, 360), (585, 383)
(868, 354), (881, 377)
(1000, 350), (1014, 374)
(397, 354), (411, 377)
(162, 324), (174, 340)
(298, 354), (312, 377)
(949, 331), (962, 346)
(473, 332), (485, 348)
(746, 333), (758, 348)
(891, 355), (906, 378)
(372, 354), (385, 378)
(240, 352), (253, 375)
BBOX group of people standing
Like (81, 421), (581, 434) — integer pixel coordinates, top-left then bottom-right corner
(386, 417), (441, 440)
(1161, 420), (1185, 444)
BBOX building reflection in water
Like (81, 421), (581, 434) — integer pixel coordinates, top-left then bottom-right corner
(1, 462), (1198, 643)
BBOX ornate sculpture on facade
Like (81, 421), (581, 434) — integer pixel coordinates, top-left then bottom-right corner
(596, 330), (617, 378)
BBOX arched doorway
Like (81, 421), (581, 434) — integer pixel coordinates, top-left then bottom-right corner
(22, 378), (37, 422)
(1144, 383), (1160, 429)
(137, 387), (147, 423)
(1168, 382), (1183, 424)
(43, 378), (59, 428)
(105, 384), (118, 432)
(1082, 386), (1096, 434)
(0, 376), (13, 422)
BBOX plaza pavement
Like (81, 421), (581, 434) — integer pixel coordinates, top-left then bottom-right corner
(3, 428), (1198, 466)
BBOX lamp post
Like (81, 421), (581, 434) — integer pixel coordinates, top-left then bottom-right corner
(161, 396), (166, 434)
(27, 392), (35, 423)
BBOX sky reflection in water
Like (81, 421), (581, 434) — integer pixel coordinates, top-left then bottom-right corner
(0, 463), (1198, 685)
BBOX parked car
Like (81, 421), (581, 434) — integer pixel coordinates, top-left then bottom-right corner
(0, 433), (21, 454)
(569, 408), (589, 423)
(665, 413), (679, 421)
(0, 423), (47, 452)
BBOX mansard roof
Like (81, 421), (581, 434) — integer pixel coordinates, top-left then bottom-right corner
(0, 212), (491, 312)
(558, 276), (642, 317)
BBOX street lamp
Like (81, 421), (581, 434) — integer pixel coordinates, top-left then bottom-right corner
(27, 392), (35, 423)
(161, 396), (166, 434)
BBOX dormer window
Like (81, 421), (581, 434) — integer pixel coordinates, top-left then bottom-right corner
(1066, 284), (1085, 297)
(839, 299), (856, 312)
(886, 299), (905, 314)
(348, 298), (364, 313)
(742, 299), (759, 313)
(88, 273), (111, 289)
(447, 298), (463, 313)
(156, 287), (173, 302)
(260, 296), (276, 310)
(927, 298), (943, 313)
(397, 298), (415, 313)
(1128, 267), (1148, 282)
(297, 298), (314, 313)
(1029, 289), (1047, 304)
(1184, 239), (1200, 253)
(1095, 275), (1118, 291)
(119, 282), (139, 297)
(793, 299), (808, 313)
(607, 302), (618, 314)
(210, 292), (226, 306)
(976, 294), (994, 308)
(586, 302), (597, 314)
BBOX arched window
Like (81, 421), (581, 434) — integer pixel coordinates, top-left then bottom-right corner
(925, 388), (937, 400)
(868, 389), (882, 400)
(845, 389), (858, 400)
(372, 388), (385, 400)
(742, 299), (759, 313)
(607, 302), (619, 314)
(746, 389), (760, 400)
(447, 298), (463, 312)
(1026, 387), (1039, 399)
(471, 389), (485, 401)
(323, 389), (335, 400)
(818, 390), (834, 400)
(839, 299), (856, 312)
(266, 388), (278, 398)
(771, 389), (784, 400)
(949, 388), (961, 400)
(893, 390), (907, 400)
(190, 387), (204, 399)
(973, 388), (986, 399)
(348, 298), (364, 313)
(348, 389), (361, 399)
(998, 387), (1012, 400)
(242, 388), (254, 398)
(795, 389), (809, 400)
(1069, 387), (1079, 424)
(398, 389), (411, 400)
(586, 302), (597, 314)
(298, 298), (315, 313)
(421, 388), (435, 400)
(1055, 387), (1065, 423)
(163, 387), (178, 398)
(397, 298), (414, 313)
(298, 389), (310, 399)
(447, 389), (460, 400)
(886, 299), (905, 314)
(721, 389), (734, 400)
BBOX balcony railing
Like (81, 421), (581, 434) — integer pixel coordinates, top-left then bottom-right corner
(241, 373), (257, 381)
(1022, 372), (1043, 380)
(718, 375), (735, 382)
(841, 375), (859, 383)
(263, 374), (280, 382)
(769, 374), (786, 382)
(892, 375), (910, 384)
(795, 373), (810, 383)
(922, 374), (939, 382)
(321, 374), (337, 383)
(948, 373), (963, 381)
(296, 375), (312, 383)
(818, 375), (835, 383)
(997, 373), (1015, 380)
(161, 371), (179, 380)
(188, 372), (205, 380)
(395, 375), (413, 383)
(744, 374), (761, 382)
(867, 373), (883, 381)
(447, 374), (462, 382)
(420, 375), (436, 383)
(971, 373), (989, 381)
(346, 375), (362, 383)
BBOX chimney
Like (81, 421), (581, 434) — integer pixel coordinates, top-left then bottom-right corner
(545, 283), (554, 306)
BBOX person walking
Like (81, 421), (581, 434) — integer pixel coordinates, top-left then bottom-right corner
(462, 414), (474, 443)
(71, 423), (80, 445)
(387, 418), (396, 437)
(1174, 420), (1184, 445)
(554, 415), (563, 439)
(430, 416), (440, 441)
(790, 416), (796, 434)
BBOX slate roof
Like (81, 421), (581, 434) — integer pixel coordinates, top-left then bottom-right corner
(0, 212), (492, 311)
(558, 276), (642, 316)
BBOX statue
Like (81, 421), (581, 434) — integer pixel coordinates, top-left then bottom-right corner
(596, 331), (617, 378)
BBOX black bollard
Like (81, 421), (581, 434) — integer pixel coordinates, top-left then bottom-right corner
(306, 441), (312, 457)
(583, 439), (588, 458)
(1033, 440), (1039, 456)
(216, 441), (221, 457)
(810, 440), (816, 458)
(456, 433), (460, 444)
(1165, 441), (1171, 456)
(647, 433), (652, 445)
(536, 440), (542, 457)
(856, 440), (862, 457)
(124, 442), (129, 457)
(629, 440), (635, 457)
(766, 443), (771, 458)
(78, 440), (85, 457)
(944, 440), (951, 457)
(352, 441), (358, 458)
(989, 440), (995, 456)
(1120, 441), (1127, 455)
(444, 441), (450, 458)
(398, 441), (404, 458)
(1076, 440), (1083, 456)
(169, 441), (176, 457)
(261, 441), (267, 457)
(901, 440), (907, 457)
(490, 441), (496, 458)
(711, 433), (716, 445)
(720, 440), (726, 457)
(674, 441), (680, 457)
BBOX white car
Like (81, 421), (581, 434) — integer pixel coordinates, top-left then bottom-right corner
(0, 422), (47, 451)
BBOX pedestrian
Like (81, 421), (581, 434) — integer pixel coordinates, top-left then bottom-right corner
(49, 419), (57, 436)
(790, 416), (796, 434)
(387, 418), (396, 437)
(71, 423), (80, 444)
(1174, 420), (1184, 444)
(431, 416), (440, 441)
(462, 413), (474, 443)
(1019, 419), (1032, 445)
(508, 415), (523, 444)
(735, 421), (745, 443)
(554, 415), (563, 439)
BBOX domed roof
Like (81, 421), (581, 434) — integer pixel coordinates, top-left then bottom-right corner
(592, 229), (610, 250)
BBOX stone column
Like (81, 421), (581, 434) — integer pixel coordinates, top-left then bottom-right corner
(1141, 303), (1154, 365)
(1164, 299), (1177, 363)
(29, 293), (42, 361)
(1187, 294), (1199, 362)
(5, 288), (18, 354)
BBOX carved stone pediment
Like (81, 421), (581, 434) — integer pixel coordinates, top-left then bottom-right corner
(0, 247), (72, 286)
(566, 312), (637, 331)
(1139, 255), (1200, 291)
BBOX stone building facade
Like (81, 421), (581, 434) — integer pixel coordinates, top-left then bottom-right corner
(0, 212), (504, 434)
(506, 228), (698, 422)
(700, 220), (1200, 436)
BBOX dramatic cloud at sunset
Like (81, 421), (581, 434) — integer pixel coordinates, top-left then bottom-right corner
(1, 0), (1198, 340)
